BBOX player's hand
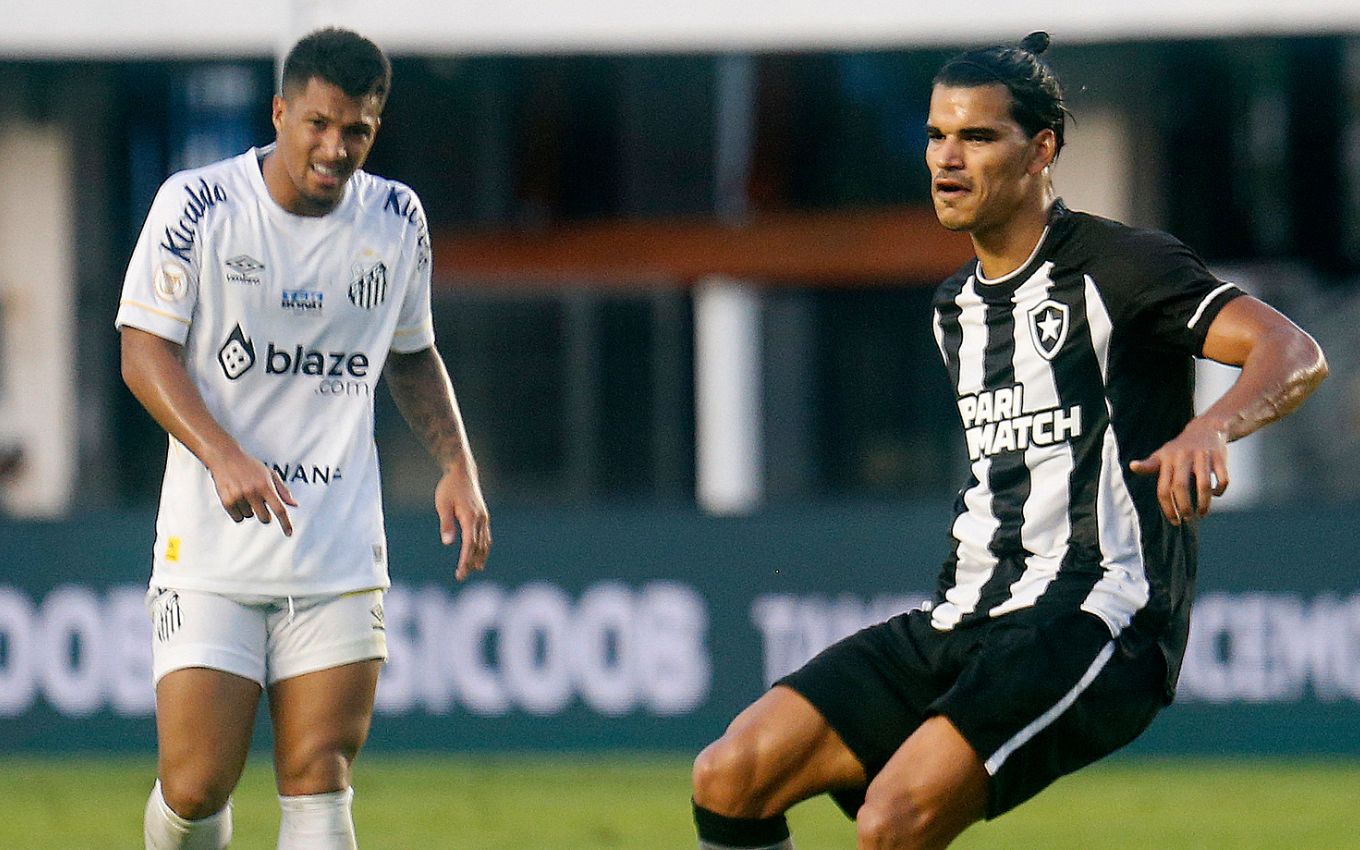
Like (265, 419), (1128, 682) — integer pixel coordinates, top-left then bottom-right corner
(1129, 420), (1229, 526)
(435, 463), (491, 582)
(207, 447), (298, 536)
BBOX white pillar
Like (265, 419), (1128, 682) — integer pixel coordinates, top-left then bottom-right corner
(1194, 359), (1264, 509)
(1053, 106), (1133, 223)
(0, 125), (76, 517)
(694, 277), (762, 515)
(280, 0), (338, 82)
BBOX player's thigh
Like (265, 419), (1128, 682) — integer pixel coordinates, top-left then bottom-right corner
(265, 590), (387, 793)
(694, 685), (867, 817)
(934, 610), (1164, 819)
(858, 715), (987, 848)
(981, 624), (1167, 817)
(148, 588), (267, 791)
(155, 668), (263, 801)
(268, 658), (382, 792)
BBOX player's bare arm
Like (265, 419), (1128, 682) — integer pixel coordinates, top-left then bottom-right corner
(1130, 296), (1327, 524)
(384, 345), (491, 580)
(121, 327), (297, 534)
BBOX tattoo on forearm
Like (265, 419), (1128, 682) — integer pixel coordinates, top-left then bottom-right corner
(386, 351), (471, 469)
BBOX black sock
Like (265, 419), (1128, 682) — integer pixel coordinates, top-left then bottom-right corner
(693, 800), (790, 848)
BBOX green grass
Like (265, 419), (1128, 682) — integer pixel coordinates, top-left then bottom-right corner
(1, 754), (1356, 849)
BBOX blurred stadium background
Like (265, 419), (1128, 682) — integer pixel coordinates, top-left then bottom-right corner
(2, 1), (1360, 847)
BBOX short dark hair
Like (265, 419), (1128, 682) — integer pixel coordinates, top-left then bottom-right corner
(280, 27), (392, 109)
(934, 31), (1067, 157)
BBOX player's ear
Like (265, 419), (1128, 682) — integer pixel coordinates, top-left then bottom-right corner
(271, 94), (287, 134)
(1028, 128), (1057, 175)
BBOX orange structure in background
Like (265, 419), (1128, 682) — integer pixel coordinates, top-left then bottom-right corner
(432, 206), (974, 289)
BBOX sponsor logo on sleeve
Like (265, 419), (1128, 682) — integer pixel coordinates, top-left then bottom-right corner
(218, 324), (256, 379)
(348, 261), (388, 309)
(159, 178), (228, 262)
(383, 186), (431, 269)
(224, 255), (264, 286)
(153, 261), (189, 303)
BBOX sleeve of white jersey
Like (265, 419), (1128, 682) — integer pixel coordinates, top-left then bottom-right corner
(390, 188), (437, 353)
(114, 178), (201, 344)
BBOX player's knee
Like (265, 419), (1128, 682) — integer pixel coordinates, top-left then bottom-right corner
(159, 774), (233, 821)
(856, 788), (937, 850)
(275, 745), (353, 797)
(691, 736), (761, 815)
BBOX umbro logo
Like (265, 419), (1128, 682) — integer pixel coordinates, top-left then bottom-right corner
(225, 254), (264, 286)
(226, 255), (263, 272)
(370, 603), (386, 632)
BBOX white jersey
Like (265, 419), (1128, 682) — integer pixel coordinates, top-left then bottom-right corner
(116, 146), (435, 596)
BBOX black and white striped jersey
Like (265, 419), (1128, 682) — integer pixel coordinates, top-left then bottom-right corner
(929, 201), (1242, 690)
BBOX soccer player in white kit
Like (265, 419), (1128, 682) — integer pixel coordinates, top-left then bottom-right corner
(116, 28), (491, 849)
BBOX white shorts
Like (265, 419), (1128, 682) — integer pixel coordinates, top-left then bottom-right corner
(146, 586), (388, 686)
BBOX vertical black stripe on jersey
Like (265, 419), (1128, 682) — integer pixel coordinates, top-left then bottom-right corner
(973, 293), (1032, 608)
(933, 284), (966, 395)
(933, 280), (969, 597)
(1044, 273), (1115, 603)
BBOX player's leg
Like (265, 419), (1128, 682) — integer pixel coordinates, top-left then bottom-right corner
(145, 589), (268, 850)
(852, 611), (1166, 849)
(692, 609), (960, 849)
(268, 659), (380, 849)
(694, 685), (868, 816)
(693, 685), (867, 847)
(148, 669), (262, 848)
(853, 715), (986, 850)
(266, 590), (387, 850)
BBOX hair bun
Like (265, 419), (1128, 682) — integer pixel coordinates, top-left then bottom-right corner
(1020, 31), (1051, 55)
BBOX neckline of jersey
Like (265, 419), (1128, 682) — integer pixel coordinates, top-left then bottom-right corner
(246, 144), (360, 227)
(972, 199), (1070, 290)
(974, 223), (1052, 287)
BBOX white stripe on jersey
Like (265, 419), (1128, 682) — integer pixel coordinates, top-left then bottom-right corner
(936, 456), (999, 629)
(1081, 428), (1151, 635)
(934, 276), (998, 630)
(954, 276), (989, 395)
(1084, 275), (1113, 380)
(989, 263), (1072, 618)
(931, 307), (948, 362)
(1079, 281), (1149, 635)
(1187, 282), (1238, 329)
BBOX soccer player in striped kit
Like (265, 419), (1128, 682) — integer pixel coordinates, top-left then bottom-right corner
(118, 28), (490, 849)
(691, 31), (1328, 850)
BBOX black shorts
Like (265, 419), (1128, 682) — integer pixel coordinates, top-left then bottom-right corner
(776, 606), (1167, 819)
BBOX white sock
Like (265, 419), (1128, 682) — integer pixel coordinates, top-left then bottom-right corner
(277, 787), (357, 850)
(144, 780), (232, 850)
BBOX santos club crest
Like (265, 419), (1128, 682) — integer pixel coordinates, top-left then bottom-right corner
(349, 261), (388, 310)
(1027, 298), (1069, 361)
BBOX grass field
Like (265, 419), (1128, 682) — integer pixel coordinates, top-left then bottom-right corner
(2, 753), (1356, 849)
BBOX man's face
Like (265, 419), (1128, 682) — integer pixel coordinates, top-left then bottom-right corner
(925, 83), (1051, 235)
(270, 76), (382, 216)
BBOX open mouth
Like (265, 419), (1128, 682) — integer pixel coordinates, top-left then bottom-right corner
(933, 178), (970, 201)
(311, 162), (346, 188)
